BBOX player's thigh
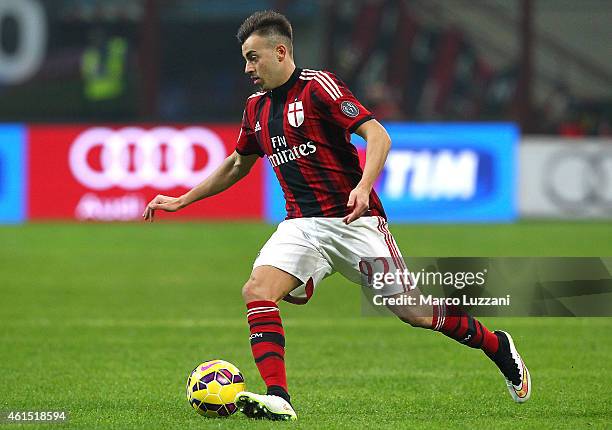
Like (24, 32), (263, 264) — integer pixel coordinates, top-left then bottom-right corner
(323, 216), (411, 294)
(246, 219), (329, 304)
(242, 265), (303, 303)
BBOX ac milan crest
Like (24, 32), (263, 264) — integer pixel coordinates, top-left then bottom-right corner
(287, 101), (304, 127)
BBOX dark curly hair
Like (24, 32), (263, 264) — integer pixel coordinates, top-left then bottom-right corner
(236, 10), (293, 46)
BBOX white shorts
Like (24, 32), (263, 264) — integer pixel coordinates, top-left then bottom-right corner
(253, 216), (410, 304)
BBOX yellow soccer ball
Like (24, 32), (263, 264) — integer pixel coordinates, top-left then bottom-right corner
(186, 360), (246, 417)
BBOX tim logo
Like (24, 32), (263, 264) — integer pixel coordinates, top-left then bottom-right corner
(382, 149), (493, 201)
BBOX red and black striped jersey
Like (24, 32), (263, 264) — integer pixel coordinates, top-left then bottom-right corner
(236, 67), (386, 219)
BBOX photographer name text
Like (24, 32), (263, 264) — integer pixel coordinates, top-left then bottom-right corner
(372, 294), (512, 307)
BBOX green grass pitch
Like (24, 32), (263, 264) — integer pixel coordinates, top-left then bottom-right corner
(1, 221), (611, 429)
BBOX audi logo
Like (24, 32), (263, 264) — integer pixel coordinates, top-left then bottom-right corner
(69, 127), (227, 190)
(544, 150), (612, 213)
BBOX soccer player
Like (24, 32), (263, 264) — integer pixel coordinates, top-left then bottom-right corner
(143, 10), (531, 421)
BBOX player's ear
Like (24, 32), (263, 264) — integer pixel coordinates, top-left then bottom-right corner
(276, 44), (287, 62)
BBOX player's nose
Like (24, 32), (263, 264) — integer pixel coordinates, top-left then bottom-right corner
(245, 62), (254, 74)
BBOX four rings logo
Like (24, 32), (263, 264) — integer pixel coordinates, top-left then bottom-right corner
(544, 150), (612, 213)
(69, 127), (227, 190)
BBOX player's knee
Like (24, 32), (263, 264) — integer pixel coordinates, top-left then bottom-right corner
(397, 314), (432, 329)
(242, 275), (276, 303)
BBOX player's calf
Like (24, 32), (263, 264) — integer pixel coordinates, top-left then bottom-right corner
(388, 296), (500, 355)
(241, 266), (302, 412)
(245, 300), (291, 404)
(385, 291), (433, 328)
(396, 314), (433, 328)
(430, 303), (500, 355)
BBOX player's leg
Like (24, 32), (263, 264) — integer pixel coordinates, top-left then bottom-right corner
(430, 301), (530, 402)
(323, 216), (531, 402)
(237, 265), (300, 420)
(369, 215), (531, 402)
(382, 288), (432, 328)
(376, 223), (531, 402)
(236, 219), (331, 420)
(386, 290), (499, 354)
(242, 264), (301, 302)
(242, 265), (300, 401)
(386, 292), (530, 402)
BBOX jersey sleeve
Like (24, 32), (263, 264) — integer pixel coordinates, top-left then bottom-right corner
(235, 107), (264, 157)
(310, 71), (374, 133)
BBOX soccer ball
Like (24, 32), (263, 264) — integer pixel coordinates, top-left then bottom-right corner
(186, 360), (246, 417)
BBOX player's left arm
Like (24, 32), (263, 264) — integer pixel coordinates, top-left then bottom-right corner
(343, 119), (391, 225)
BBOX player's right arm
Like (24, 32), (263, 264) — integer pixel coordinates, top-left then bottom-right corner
(142, 151), (259, 222)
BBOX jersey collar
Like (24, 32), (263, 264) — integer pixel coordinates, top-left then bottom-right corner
(268, 67), (302, 97)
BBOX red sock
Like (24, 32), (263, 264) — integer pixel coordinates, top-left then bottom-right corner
(431, 304), (499, 356)
(246, 301), (289, 398)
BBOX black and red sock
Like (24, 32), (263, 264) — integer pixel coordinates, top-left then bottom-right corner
(246, 300), (290, 403)
(431, 304), (499, 356)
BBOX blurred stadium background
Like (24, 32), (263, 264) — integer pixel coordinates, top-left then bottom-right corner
(0, 0), (611, 223)
(1, 1), (611, 428)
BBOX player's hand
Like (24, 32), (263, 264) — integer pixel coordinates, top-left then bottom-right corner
(343, 186), (370, 225)
(142, 194), (183, 222)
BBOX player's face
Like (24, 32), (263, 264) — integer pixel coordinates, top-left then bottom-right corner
(242, 34), (284, 91)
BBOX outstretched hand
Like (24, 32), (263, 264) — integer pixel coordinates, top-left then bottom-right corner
(343, 187), (370, 225)
(142, 194), (183, 222)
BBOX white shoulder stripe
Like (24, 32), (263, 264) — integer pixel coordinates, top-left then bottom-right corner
(301, 69), (342, 99)
(300, 75), (337, 100)
(248, 91), (266, 99)
(300, 71), (342, 99)
(299, 74), (339, 100)
(315, 70), (343, 98)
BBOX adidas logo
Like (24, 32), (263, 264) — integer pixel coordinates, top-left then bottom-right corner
(254, 121), (261, 132)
